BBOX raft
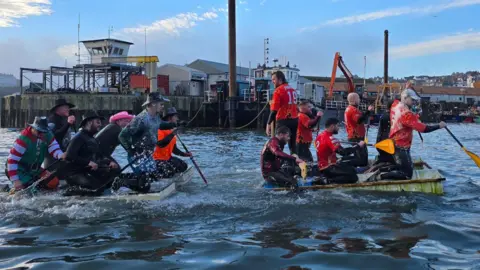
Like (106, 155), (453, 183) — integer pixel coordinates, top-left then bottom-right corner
(263, 161), (446, 195)
(104, 166), (194, 201)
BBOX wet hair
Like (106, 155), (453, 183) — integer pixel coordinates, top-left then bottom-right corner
(299, 100), (311, 106)
(325, 118), (339, 128)
(275, 126), (291, 135)
(272, 71), (288, 84)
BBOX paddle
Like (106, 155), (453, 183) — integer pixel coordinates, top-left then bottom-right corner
(341, 139), (395, 155)
(176, 134), (208, 185)
(445, 127), (480, 168)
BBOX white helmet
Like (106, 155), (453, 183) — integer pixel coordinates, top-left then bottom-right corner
(401, 88), (421, 101)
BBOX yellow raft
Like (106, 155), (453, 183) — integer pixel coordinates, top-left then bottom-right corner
(264, 161), (446, 195)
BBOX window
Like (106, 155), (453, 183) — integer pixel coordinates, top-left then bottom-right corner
(119, 49), (124, 55)
(113, 47), (119, 54)
(91, 47), (103, 55)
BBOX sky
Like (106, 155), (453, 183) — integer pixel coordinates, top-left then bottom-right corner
(1, 0), (480, 80)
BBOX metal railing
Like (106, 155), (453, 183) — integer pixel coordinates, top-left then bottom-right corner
(204, 90), (217, 103)
(325, 100), (371, 111)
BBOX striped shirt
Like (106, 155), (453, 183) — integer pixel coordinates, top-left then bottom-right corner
(7, 127), (63, 182)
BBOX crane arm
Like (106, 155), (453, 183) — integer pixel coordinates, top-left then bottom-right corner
(328, 52), (355, 98)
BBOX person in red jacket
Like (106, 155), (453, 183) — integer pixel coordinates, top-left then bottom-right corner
(296, 100), (323, 162)
(261, 126), (304, 187)
(375, 88), (446, 180)
(344, 92), (374, 167)
(266, 71), (299, 154)
(315, 118), (365, 184)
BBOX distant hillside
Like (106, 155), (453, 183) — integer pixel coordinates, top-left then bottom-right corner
(0, 86), (21, 97)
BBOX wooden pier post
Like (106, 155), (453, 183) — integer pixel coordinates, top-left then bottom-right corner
(228, 0), (237, 128)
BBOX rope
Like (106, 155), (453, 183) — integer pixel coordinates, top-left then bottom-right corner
(187, 102), (204, 126)
(235, 102), (270, 130)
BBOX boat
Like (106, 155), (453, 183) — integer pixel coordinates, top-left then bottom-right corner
(475, 116), (480, 124)
(3, 167), (195, 201)
(99, 166), (195, 201)
(263, 161), (446, 195)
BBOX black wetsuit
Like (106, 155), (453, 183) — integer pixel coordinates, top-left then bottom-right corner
(63, 129), (119, 194)
(45, 113), (74, 168)
(375, 110), (395, 164)
(95, 123), (122, 157)
(261, 137), (299, 187)
(268, 111), (298, 155)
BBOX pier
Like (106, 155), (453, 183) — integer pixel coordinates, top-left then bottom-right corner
(0, 93), (269, 129)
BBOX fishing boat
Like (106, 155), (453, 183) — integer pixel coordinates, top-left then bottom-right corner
(263, 161), (446, 195)
(475, 116), (480, 124)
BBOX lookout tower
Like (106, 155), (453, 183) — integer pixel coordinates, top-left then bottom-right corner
(81, 38), (133, 64)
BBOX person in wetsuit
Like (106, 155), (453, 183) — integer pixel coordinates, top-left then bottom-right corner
(153, 107), (191, 178)
(95, 111), (134, 158)
(315, 118), (365, 184)
(374, 99), (397, 165)
(261, 126), (305, 187)
(63, 111), (120, 195)
(376, 89), (446, 180)
(296, 100), (323, 163)
(343, 93), (374, 167)
(44, 98), (76, 168)
(266, 71), (299, 154)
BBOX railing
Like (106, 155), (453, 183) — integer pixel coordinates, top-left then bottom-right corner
(325, 100), (370, 111)
(242, 89), (256, 102)
(204, 90), (217, 103)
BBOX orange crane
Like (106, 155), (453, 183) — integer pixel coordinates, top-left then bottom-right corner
(328, 52), (355, 99)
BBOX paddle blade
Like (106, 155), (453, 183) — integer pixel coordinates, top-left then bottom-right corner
(375, 139), (395, 155)
(463, 147), (480, 168)
(299, 162), (307, 180)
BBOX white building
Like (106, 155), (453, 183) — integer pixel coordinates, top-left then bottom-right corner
(157, 64), (207, 96)
(187, 59), (251, 90)
(0, 73), (18, 87)
(418, 86), (480, 105)
(254, 63), (300, 92)
(467, 75), (474, 88)
(80, 38), (133, 64)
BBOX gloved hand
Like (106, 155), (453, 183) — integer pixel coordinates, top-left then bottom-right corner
(178, 121), (188, 127)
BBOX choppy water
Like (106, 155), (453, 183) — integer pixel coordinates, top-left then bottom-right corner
(0, 125), (480, 270)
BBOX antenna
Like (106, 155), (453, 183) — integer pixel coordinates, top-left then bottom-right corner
(77, 13), (80, 65)
(107, 26), (114, 57)
(364, 56), (367, 89)
(264, 38), (269, 66)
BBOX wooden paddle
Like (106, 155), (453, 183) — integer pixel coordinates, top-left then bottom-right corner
(445, 127), (480, 168)
(341, 139), (395, 155)
(176, 134), (208, 185)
